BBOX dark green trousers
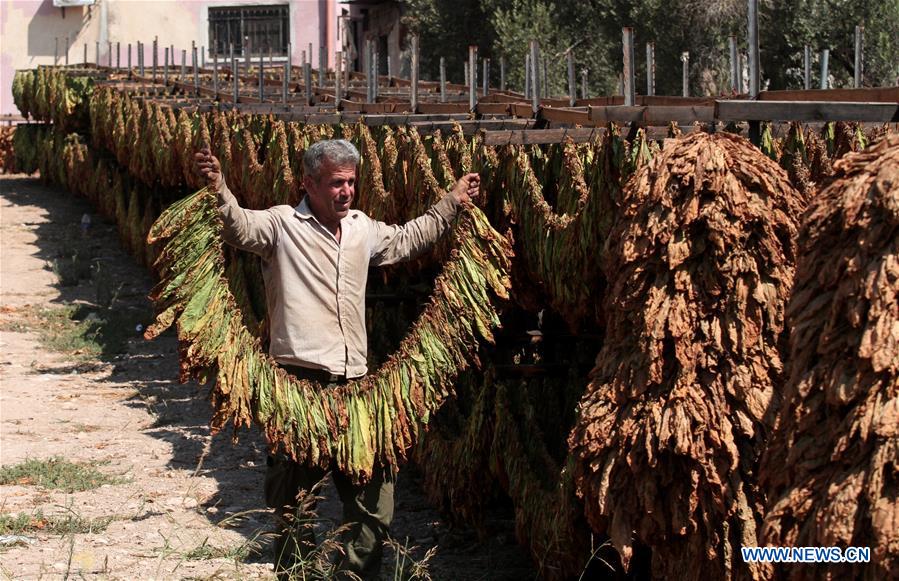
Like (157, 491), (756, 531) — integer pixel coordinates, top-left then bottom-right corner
(266, 366), (394, 579)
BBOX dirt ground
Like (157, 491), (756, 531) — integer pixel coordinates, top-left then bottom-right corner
(0, 175), (536, 580)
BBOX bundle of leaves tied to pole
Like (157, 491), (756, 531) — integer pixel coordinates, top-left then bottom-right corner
(569, 132), (805, 580)
(761, 134), (899, 581)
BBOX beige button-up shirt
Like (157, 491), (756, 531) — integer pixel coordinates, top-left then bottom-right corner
(216, 184), (460, 378)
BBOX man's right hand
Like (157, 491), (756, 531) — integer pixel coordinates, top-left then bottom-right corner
(194, 147), (225, 191)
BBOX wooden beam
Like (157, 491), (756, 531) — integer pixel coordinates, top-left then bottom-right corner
(757, 87), (899, 103)
(481, 127), (605, 146)
(715, 100), (899, 122)
(511, 103), (535, 118)
(588, 106), (644, 123)
(410, 119), (531, 135)
(539, 107), (590, 125)
(417, 102), (470, 114)
(363, 113), (472, 126)
(476, 102), (512, 116)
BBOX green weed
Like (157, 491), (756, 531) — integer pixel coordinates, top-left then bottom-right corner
(0, 509), (114, 535)
(0, 456), (127, 492)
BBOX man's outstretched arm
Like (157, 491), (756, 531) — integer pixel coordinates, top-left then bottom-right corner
(194, 148), (280, 257)
(368, 173), (481, 266)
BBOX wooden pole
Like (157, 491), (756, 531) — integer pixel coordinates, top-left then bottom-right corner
(581, 68), (588, 99)
(116, 41), (120, 70)
(567, 50), (575, 106)
(193, 45), (199, 96)
(65, 36), (69, 67)
(126, 42), (131, 74)
(258, 51), (264, 101)
(54, 38), (59, 65)
(854, 25), (863, 88)
(335, 50), (343, 108)
(464, 61), (469, 88)
(232, 56), (239, 105)
(287, 42), (292, 85)
(411, 36), (419, 113)
(468, 45), (477, 111)
(524, 51), (530, 98)
(748, 0), (760, 97)
(529, 40), (540, 113)
(163, 47), (169, 85)
(304, 62), (313, 105)
(804, 45), (811, 90)
(229, 42), (234, 76)
(282, 61), (289, 104)
(365, 40), (372, 103)
(213, 50), (219, 97)
(180, 49), (186, 81)
(729, 36), (739, 93)
(319, 45), (325, 88)
(343, 50), (349, 98)
(622, 27), (635, 106)
(202, 45), (206, 69)
(500, 56), (506, 92)
(646, 42), (655, 96)
(483, 57), (490, 96)
(84, 42), (88, 66)
(138, 42), (144, 76)
(96, 41), (99, 66)
(107, 41), (112, 67)
(681, 51), (690, 97)
(373, 50), (379, 99)
(439, 57), (447, 103)
(542, 54), (548, 98)
(151, 38), (157, 81)
(245, 38), (251, 77)
(819, 48), (830, 89)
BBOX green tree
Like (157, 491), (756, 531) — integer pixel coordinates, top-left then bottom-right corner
(401, 0), (497, 86)
(761, 0), (899, 89)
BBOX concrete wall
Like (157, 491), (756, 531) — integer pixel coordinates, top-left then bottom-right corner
(1, 0), (341, 116)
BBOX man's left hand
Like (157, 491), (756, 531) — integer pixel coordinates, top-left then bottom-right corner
(450, 173), (481, 205)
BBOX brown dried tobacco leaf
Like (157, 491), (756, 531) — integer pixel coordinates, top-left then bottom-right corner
(569, 132), (804, 580)
(761, 134), (899, 581)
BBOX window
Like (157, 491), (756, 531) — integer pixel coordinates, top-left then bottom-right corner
(209, 4), (289, 57)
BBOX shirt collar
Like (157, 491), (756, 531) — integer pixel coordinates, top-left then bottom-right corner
(294, 197), (315, 220)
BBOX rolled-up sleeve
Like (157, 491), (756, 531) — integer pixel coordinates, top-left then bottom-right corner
(216, 183), (280, 257)
(368, 195), (460, 266)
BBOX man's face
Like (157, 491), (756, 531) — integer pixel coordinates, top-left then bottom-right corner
(304, 161), (356, 226)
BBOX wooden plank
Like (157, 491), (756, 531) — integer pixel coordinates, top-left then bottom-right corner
(588, 106), (645, 123)
(584, 104), (716, 125)
(417, 102), (470, 114)
(643, 105), (715, 124)
(510, 103), (535, 118)
(539, 107), (590, 125)
(757, 87), (899, 103)
(638, 95), (717, 106)
(305, 114), (343, 125)
(410, 119), (531, 135)
(481, 127), (605, 146)
(715, 100), (899, 122)
(363, 113), (471, 127)
(475, 102), (511, 116)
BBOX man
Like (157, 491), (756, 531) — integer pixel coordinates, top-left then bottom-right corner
(194, 139), (479, 578)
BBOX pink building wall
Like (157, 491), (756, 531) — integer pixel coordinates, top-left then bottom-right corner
(1, 0), (341, 117)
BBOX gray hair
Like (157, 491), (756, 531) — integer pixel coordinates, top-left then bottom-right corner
(303, 139), (360, 179)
